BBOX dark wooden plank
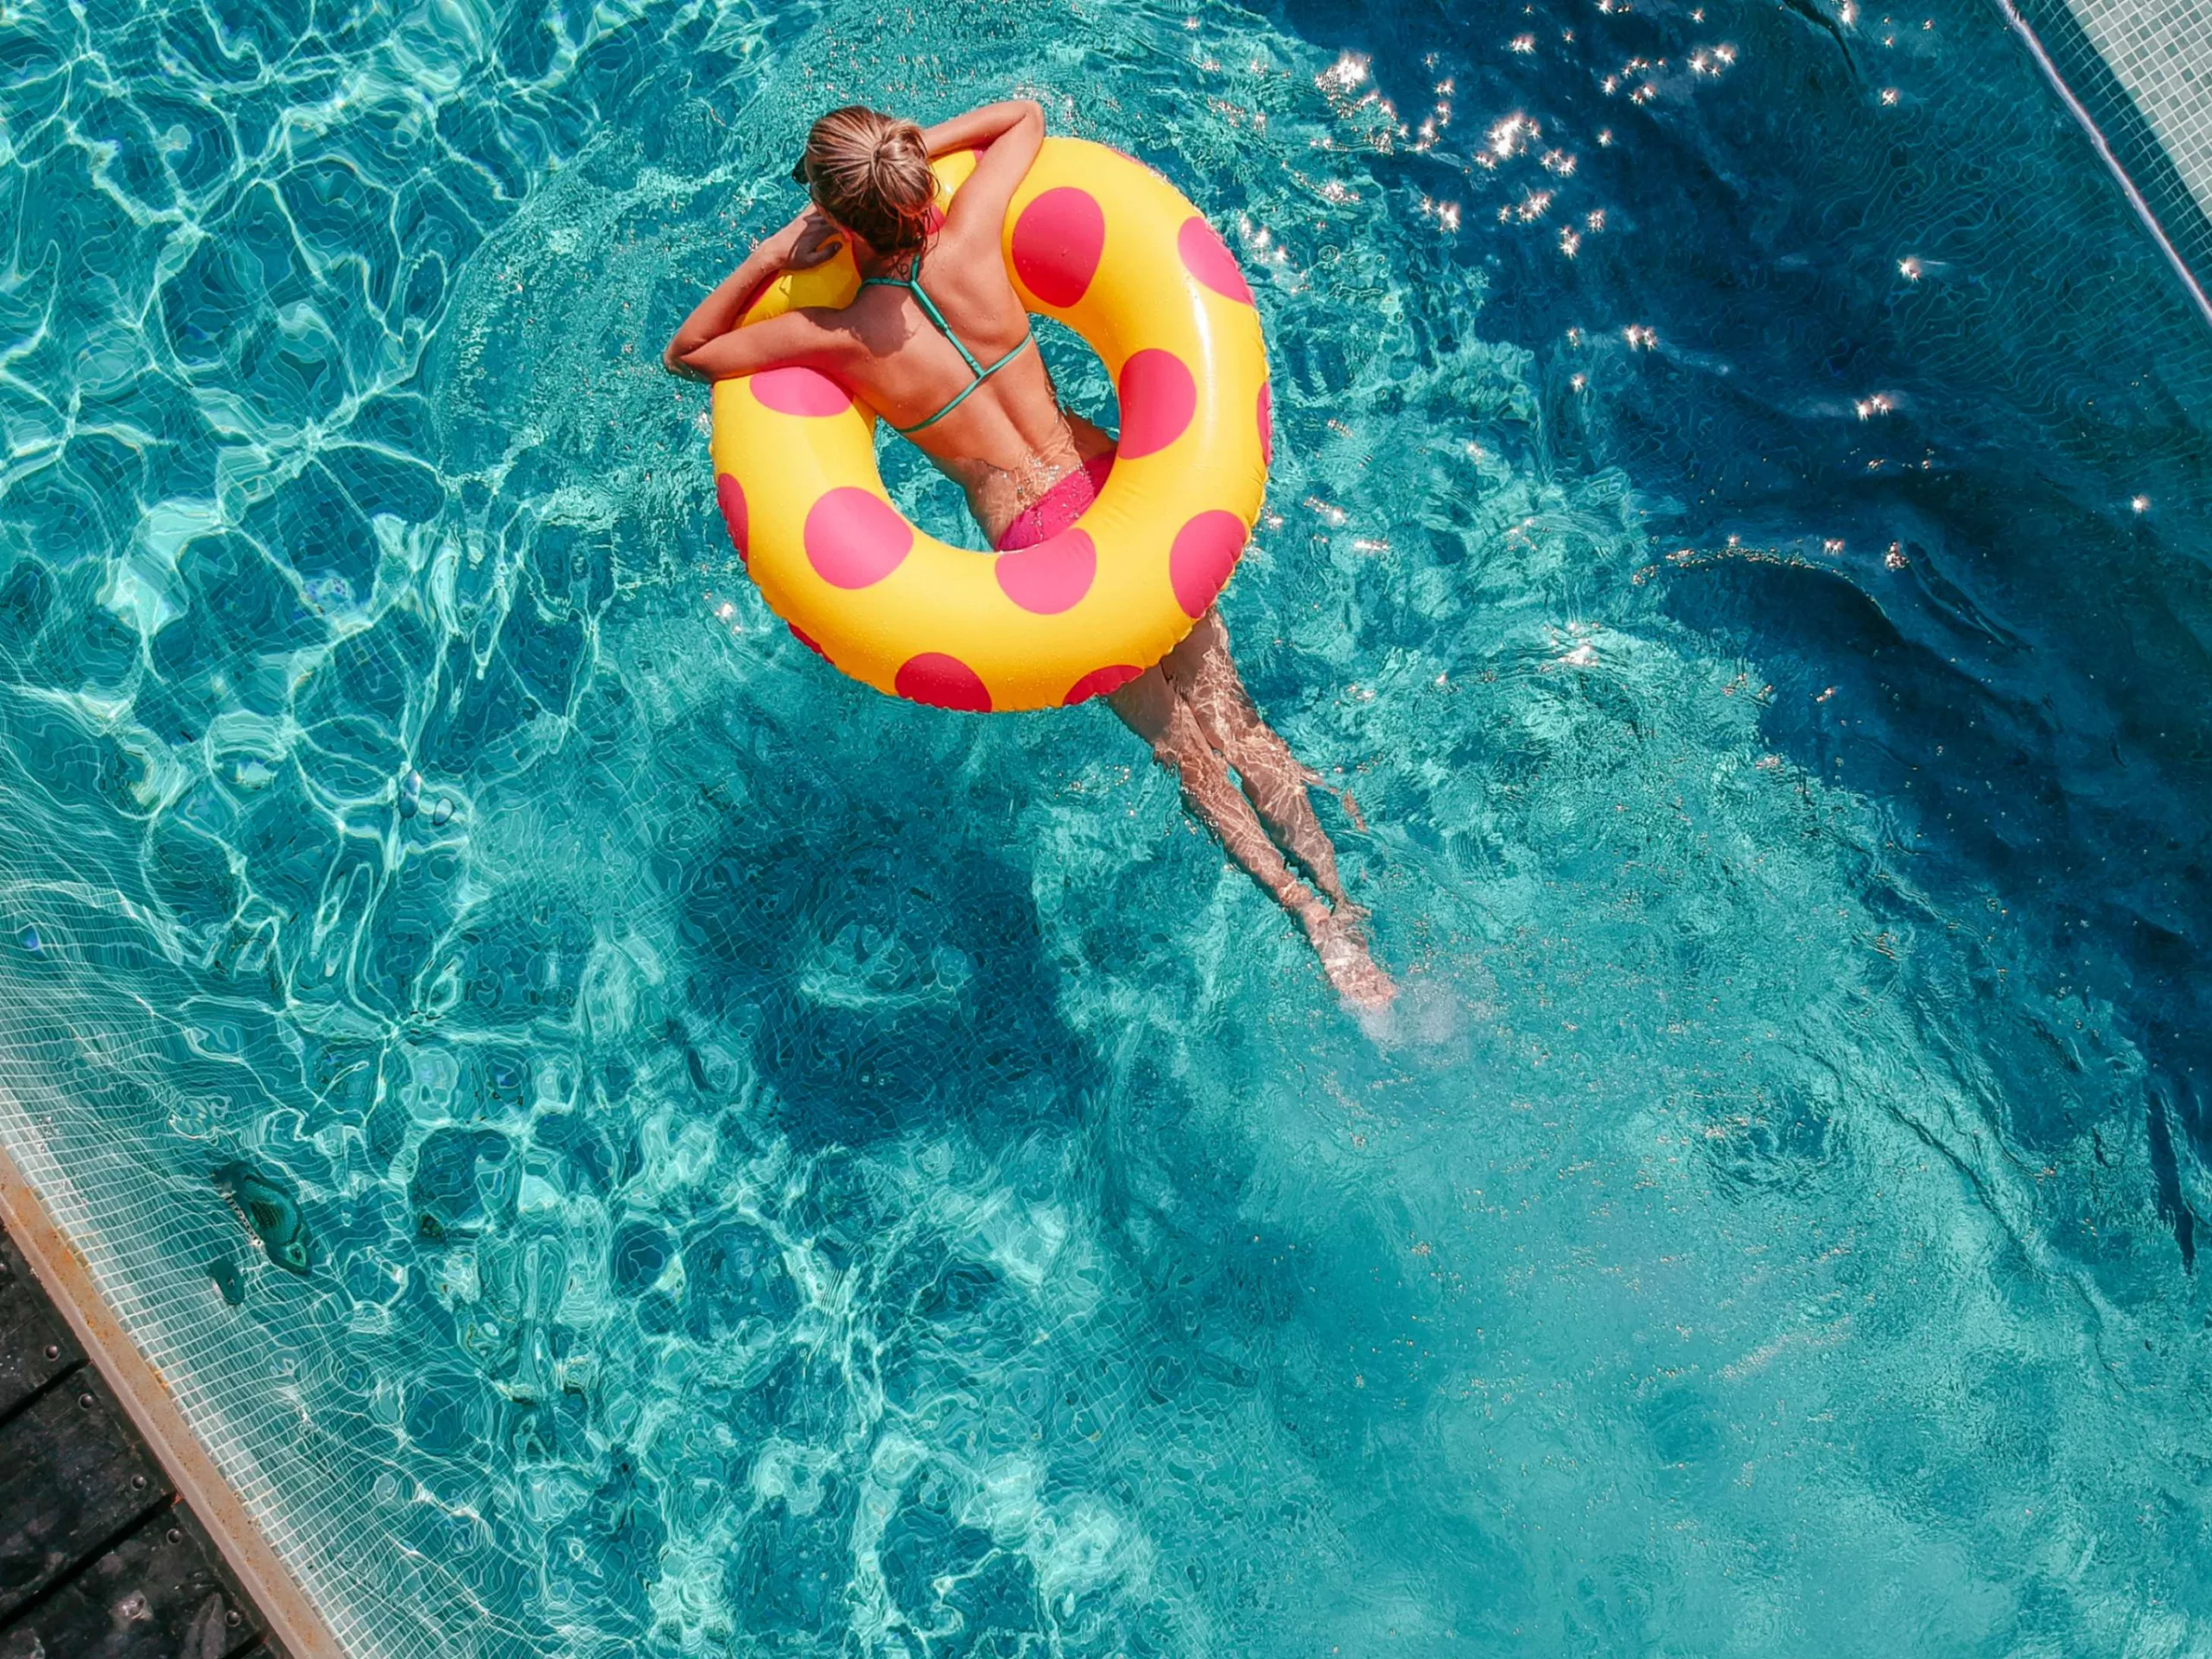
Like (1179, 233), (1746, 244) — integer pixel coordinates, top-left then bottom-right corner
(0, 1216), (296, 1656)
(0, 1502), (271, 1659)
(0, 1230), (79, 1419)
(0, 1375), (168, 1619)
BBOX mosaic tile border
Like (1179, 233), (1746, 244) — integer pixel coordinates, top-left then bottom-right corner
(0, 1139), (341, 1658)
(2002, 0), (2212, 325)
(0, 1081), (461, 1659)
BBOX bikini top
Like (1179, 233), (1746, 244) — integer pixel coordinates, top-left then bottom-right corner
(861, 251), (1035, 435)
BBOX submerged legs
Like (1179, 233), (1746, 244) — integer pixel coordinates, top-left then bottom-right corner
(1109, 609), (1392, 1007)
(1162, 610), (1356, 912)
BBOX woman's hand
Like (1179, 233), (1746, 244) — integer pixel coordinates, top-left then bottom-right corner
(783, 208), (845, 271)
(660, 208), (842, 379)
(662, 339), (705, 379)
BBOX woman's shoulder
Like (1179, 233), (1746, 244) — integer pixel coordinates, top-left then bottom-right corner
(925, 226), (1016, 298)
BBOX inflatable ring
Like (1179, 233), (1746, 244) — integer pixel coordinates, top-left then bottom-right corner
(708, 137), (1270, 713)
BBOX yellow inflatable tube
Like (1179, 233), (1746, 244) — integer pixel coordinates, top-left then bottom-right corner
(708, 137), (1272, 712)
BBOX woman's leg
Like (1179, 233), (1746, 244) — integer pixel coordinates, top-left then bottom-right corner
(1160, 610), (1356, 911)
(1110, 663), (1395, 1007)
(1109, 667), (1325, 923)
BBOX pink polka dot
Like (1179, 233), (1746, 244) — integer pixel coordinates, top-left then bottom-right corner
(788, 622), (826, 657)
(716, 473), (749, 563)
(1064, 664), (1141, 706)
(1256, 383), (1273, 467)
(1117, 350), (1197, 460)
(804, 488), (913, 589)
(752, 366), (853, 416)
(1012, 188), (1107, 308)
(1178, 216), (1254, 304)
(895, 652), (992, 712)
(1169, 511), (1246, 618)
(995, 530), (1096, 615)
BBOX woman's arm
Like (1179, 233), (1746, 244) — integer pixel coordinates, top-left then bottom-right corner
(669, 306), (854, 384)
(934, 100), (1045, 248)
(662, 209), (838, 377)
(920, 99), (1044, 160)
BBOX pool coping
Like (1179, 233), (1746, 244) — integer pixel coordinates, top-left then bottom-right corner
(0, 1137), (346, 1659)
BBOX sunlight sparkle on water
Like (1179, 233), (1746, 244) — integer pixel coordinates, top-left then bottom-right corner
(1318, 51), (1369, 93)
(1486, 112), (1540, 160)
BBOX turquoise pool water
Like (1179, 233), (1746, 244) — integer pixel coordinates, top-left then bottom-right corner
(4, 0), (2212, 1651)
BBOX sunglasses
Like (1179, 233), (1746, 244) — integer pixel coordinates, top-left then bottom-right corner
(790, 153), (810, 186)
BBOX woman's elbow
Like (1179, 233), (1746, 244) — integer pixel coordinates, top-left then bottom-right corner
(663, 342), (711, 382)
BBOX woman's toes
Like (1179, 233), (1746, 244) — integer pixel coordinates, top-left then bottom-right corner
(1300, 907), (1396, 1007)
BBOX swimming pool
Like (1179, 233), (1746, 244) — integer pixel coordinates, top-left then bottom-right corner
(3, 0), (2211, 1649)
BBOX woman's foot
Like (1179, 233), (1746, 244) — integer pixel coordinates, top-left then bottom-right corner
(1299, 900), (1396, 1008)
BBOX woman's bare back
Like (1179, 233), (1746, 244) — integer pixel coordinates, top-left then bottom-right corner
(826, 252), (1095, 543)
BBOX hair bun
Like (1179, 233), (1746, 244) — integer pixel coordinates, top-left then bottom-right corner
(803, 105), (937, 255)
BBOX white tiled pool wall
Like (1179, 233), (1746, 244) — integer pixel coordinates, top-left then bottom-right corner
(2068, 0), (2212, 207)
(2033, 0), (2212, 290)
(0, 1083), (471, 1659)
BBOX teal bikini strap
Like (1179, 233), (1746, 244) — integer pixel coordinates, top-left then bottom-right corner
(889, 335), (1034, 435)
(861, 252), (1034, 434)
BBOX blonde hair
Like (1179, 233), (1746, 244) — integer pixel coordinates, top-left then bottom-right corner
(799, 106), (935, 257)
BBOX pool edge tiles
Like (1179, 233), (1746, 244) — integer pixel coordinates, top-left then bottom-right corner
(0, 1088), (350, 1659)
(2005, 0), (2212, 321)
(2063, 0), (2212, 220)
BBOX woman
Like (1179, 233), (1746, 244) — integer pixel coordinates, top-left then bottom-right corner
(664, 101), (1392, 1006)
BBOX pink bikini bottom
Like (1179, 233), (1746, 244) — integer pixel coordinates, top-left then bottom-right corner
(995, 449), (1116, 550)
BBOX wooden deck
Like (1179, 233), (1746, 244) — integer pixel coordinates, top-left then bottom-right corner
(0, 1223), (289, 1659)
